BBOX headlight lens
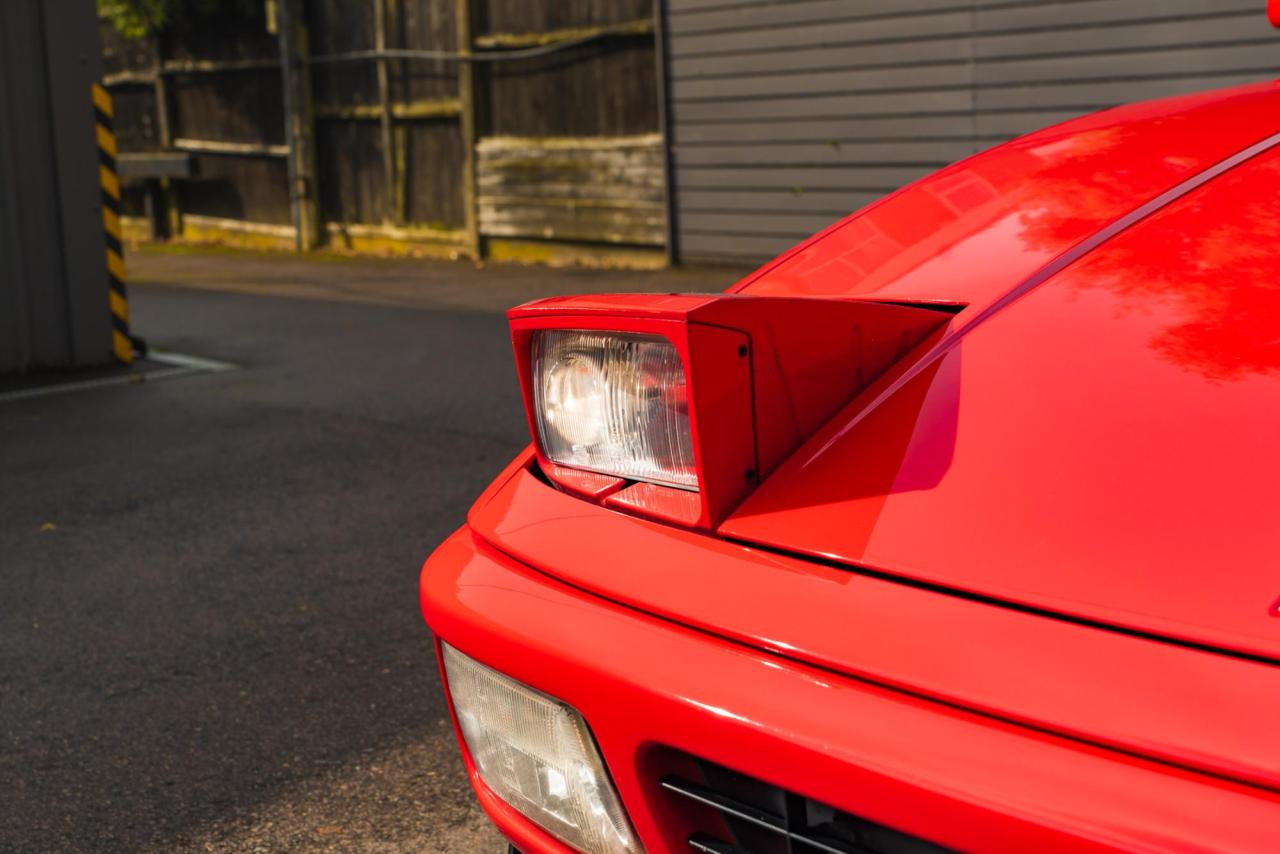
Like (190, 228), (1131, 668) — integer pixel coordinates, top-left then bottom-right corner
(532, 330), (696, 489)
(441, 643), (641, 854)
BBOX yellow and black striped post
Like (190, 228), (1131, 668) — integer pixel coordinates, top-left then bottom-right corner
(93, 82), (137, 364)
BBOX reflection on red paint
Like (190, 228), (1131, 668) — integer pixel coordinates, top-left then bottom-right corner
(1063, 154), (1280, 381)
(740, 82), (1280, 320)
(726, 143), (1280, 661)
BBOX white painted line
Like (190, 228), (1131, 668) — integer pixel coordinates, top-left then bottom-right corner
(147, 350), (238, 373)
(0, 350), (238, 404)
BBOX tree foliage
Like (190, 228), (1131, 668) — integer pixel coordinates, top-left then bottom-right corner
(98, 0), (259, 39)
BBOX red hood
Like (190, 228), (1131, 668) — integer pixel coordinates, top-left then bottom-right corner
(721, 82), (1280, 661)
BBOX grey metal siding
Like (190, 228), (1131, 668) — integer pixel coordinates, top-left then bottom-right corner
(664, 0), (1277, 263)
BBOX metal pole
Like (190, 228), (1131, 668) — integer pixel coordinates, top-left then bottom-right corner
(652, 0), (677, 266)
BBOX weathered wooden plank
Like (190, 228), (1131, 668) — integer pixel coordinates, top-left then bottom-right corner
(475, 18), (653, 49)
(477, 134), (665, 245)
(482, 194), (663, 209)
(400, 0), (460, 102)
(478, 183), (665, 202)
(484, 39), (658, 137)
(173, 137), (289, 156)
(314, 98), (463, 121)
(404, 121), (467, 228)
(169, 70), (285, 145)
(316, 120), (387, 224)
(479, 0), (654, 36)
(480, 205), (665, 244)
(479, 163), (662, 187)
(177, 154), (292, 225)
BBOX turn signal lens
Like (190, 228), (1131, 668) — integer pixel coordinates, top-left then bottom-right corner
(532, 330), (697, 489)
(441, 643), (642, 854)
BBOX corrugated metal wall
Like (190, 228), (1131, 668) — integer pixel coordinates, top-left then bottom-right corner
(663, 0), (1278, 263)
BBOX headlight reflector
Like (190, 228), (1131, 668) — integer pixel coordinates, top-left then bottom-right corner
(441, 643), (641, 854)
(532, 330), (696, 489)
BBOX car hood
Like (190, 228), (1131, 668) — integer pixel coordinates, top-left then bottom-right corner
(721, 82), (1280, 661)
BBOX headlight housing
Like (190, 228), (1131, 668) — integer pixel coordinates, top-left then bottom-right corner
(508, 294), (950, 529)
(533, 329), (696, 490)
(441, 643), (641, 854)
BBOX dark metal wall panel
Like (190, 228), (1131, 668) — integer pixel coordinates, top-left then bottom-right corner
(664, 0), (1275, 264)
(0, 0), (111, 372)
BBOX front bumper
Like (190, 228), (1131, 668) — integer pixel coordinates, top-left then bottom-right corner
(421, 524), (1280, 853)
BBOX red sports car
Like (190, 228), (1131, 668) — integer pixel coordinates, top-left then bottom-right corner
(420, 82), (1280, 853)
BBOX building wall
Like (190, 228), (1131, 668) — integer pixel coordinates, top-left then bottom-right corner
(663, 0), (1279, 263)
(0, 0), (112, 372)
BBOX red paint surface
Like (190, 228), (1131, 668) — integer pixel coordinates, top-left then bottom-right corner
(422, 528), (1280, 852)
(725, 135), (1280, 661)
(469, 461), (1280, 794)
(423, 82), (1280, 848)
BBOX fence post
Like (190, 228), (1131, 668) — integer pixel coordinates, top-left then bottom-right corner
(455, 0), (481, 260)
(374, 0), (399, 226)
(152, 33), (181, 239)
(277, 0), (320, 251)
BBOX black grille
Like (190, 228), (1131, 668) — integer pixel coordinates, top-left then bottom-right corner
(662, 760), (950, 854)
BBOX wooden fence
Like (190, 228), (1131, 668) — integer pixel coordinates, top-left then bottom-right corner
(101, 0), (666, 266)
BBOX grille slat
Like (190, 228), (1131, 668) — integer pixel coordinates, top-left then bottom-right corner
(662, 759), (951, 854)
(661, 778), (790, 836)
(689, 834), (751, 854)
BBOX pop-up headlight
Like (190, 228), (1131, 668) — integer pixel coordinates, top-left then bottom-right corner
(509, 294), (951, 529)
(441, 643), (641, 854)
(533, 330), (696, 490)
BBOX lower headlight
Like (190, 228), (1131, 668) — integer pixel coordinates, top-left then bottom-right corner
(441, 643), (642, 854)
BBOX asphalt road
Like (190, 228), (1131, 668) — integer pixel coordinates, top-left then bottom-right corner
(0, 249), (743, 853)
